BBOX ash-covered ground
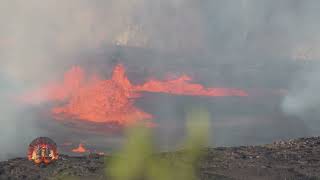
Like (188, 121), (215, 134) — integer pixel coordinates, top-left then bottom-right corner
(1, 136), (320, 180)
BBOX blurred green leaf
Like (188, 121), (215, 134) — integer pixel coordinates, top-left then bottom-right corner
(108, 107), (211, 180)
(108, 124), (153, 180)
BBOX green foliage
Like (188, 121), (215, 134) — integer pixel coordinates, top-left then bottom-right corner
(108, 107), (210, 180)
(108, 125), (154, 180)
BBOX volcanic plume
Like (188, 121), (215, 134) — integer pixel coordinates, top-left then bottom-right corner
(22, 64), (248, 127)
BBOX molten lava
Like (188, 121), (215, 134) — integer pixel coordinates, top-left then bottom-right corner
(72, 143), (87, 153)
(135, 75), (248, 96)
(23, 64), (248, 126)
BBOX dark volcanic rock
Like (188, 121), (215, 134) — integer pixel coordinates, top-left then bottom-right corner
(0, 155), (106, 180)
(199, 137), (320, 180)
(1, 137), (320, 180)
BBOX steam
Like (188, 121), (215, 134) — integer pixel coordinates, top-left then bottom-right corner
(282, 64), (320, 135)
(1, 0), (320, 159)
(279, 2), (320, 135)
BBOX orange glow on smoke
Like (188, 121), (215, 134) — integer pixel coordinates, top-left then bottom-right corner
(23, 64), (248, 126)
(22, 66), (85, 103)
(72, 143), (87, 153)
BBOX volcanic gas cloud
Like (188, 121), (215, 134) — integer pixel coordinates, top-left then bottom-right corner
(23, 64), (248, 126)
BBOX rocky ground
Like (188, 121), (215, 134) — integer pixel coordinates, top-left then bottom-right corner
(1, 137), (320, 180)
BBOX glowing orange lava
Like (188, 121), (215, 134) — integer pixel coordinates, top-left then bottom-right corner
(135, 75), (248, 96)
(23, 64), (248, 126)
(72, 143), (87, 153)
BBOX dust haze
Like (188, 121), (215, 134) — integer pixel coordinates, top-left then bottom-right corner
(1, 0), (320, 159)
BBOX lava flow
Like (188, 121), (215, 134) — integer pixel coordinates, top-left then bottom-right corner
(72, 143), (87, 153)
(22, 64), (248, 126)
